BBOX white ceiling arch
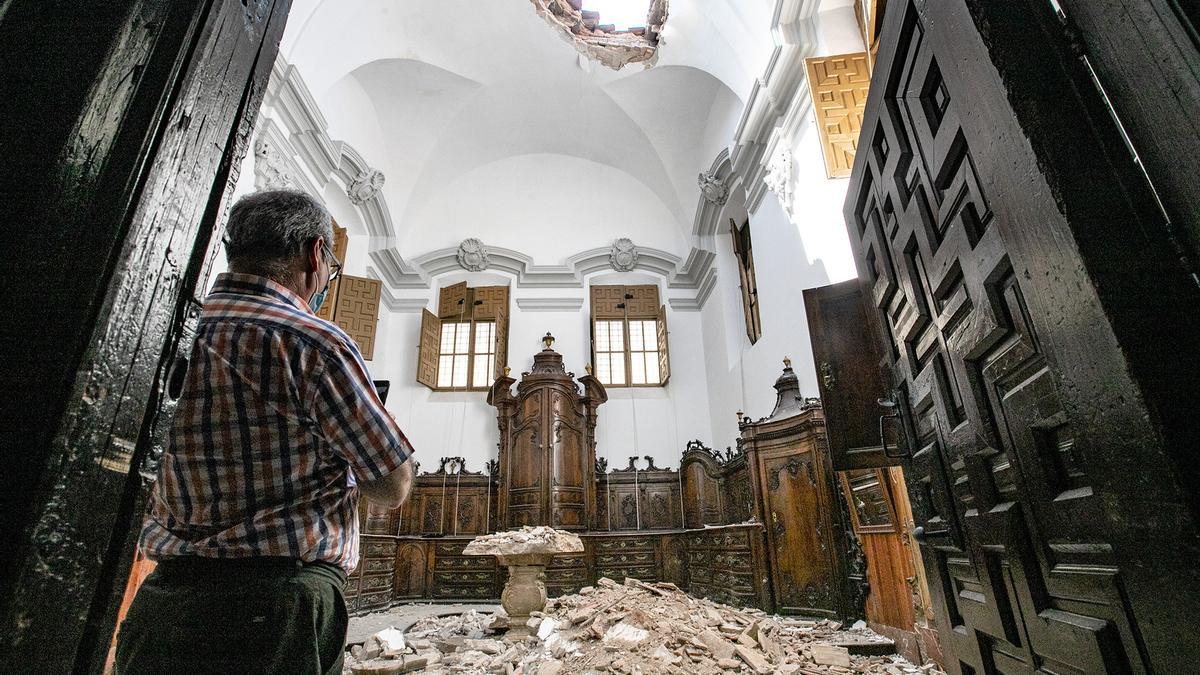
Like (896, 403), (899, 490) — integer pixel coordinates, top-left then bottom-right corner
(275, 0), (777, 256)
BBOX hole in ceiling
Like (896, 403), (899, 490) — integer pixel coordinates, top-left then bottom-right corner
(529, 0), (669, 71)
(582, 0), (652, 31)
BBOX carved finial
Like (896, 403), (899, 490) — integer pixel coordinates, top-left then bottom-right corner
(736, 410), (744, 422)
(585, 363), (593, 375)
(542, 332), (555, 349)
(503, 366), (511, 376)
(783, 356), (792, 368)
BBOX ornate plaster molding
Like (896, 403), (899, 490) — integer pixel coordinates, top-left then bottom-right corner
(456, 238), (490, 272)
(346, 167), (385, 205)
(515, 298), (585, 312)
(698, 169), (729, 206)
(609, 238), (639, 272)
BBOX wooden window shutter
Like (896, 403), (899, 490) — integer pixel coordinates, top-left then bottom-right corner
(416, 308), (441, 389)
(590, 285), (626, 319)
(494, 301), (508, 380)
(625, 285), (659, 318)
(731, 219), (761, 344)
(330, 221), (348, 264)
(315, 222), (349, 322)
(438, 281), (468, 319)
(471, 285), (508, 320)
(332, 275), (381, 360)
(657, 303), (670, 385)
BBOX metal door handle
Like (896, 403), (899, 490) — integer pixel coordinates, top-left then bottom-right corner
(878, 396), (909, 459)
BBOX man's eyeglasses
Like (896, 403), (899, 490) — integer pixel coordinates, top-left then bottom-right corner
(321, 243), (342, 282)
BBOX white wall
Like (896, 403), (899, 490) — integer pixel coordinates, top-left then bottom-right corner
(340, 269), (713, 474)
(701, 191), (832, 454)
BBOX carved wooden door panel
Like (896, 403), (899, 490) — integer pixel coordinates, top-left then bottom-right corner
(846, 1), (1200, 672)
(760, 449), (839, 617)
(549, 388), (587, 529)
(507, 392), (544, 527)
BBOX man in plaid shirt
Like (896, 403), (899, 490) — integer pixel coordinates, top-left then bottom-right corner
(116, 189), (414, 675)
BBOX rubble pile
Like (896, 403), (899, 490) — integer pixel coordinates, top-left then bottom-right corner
(462, 526), (584, 557)
(345, 577), (943, 674)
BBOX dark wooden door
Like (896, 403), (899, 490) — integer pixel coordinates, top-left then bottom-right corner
(845, 1), (1200, 673)
(804, 280), (897, 470)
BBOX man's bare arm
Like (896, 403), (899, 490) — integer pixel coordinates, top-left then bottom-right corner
(357, 459), (414, 510)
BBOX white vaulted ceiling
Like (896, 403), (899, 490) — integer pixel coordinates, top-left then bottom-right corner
(278, 0), (775, 260)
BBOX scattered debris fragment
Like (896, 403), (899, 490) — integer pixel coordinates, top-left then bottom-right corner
(344, 577), (943, 674)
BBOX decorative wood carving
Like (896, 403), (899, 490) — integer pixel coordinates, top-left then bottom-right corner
(805, 52), (871, 178)
(740, 361), (859, 620)
(489, 335), (606, 530)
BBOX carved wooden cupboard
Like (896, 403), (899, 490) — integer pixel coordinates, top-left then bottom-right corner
(737, 361), (863, 620)
(488, 334), (606, 530)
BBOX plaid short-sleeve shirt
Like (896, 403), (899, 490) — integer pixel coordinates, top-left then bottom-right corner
(138, 272), (412, 572)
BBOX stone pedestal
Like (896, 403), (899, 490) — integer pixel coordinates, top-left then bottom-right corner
(464, 526), (584, 638)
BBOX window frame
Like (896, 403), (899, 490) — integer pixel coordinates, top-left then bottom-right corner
(589, 284), (669, 388)
(417, 283), (509, 392)
(435, 318), (497, 391)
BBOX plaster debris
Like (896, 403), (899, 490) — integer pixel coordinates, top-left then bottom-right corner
(462, 526), (584, 557)
(343, 578), (943, 674)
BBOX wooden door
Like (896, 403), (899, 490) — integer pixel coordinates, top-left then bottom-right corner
(845, 1), (1200, 672)
(549, 387), (587, 529)
(804, 280), (897, 470)
(758, 447), (841, 618)
(507, 392), (544, 527)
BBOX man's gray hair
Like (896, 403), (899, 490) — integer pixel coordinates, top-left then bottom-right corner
(225, 189), (333, 281)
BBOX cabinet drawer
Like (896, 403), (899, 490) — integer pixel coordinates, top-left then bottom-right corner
(549, 555), (586, 568)
(360, 573), (392, 593)
(361, 540), (395, 560)
(435, 542), (469, 556)
(433, 583), (495, 600)
(597, 538), (654, 551)
(359, 557), (392, 576)
(545, 567), (589, 583)
(435, 570), (495, 585)
(596, 565), (656, 581)
(435, 555), (494, 571)
(596, 552), (655, 566)
(359, 590), (391, 610)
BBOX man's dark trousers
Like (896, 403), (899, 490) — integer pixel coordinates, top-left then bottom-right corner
(115, 557), (348, 675)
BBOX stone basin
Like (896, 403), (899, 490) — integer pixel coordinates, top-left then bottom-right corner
(464, 526), (584, 637)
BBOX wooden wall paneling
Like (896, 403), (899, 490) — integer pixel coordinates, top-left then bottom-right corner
(806, 52), (871, 178)
(332, 275), (380, 360)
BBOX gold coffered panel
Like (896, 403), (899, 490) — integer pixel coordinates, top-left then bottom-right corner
(806, 52), (871, 178)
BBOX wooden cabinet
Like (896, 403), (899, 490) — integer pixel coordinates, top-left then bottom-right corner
(489, 335), (606, 530)
(357, 535), (397, 612)
(739, 361), (862, 620)
(430, 540), (501, 600)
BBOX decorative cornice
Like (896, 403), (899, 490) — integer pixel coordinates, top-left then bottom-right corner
(515, 297), (585, 312)
(727, 0), (820, 213)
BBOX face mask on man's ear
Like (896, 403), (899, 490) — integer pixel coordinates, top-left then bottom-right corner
(310, 280), (330, 314)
